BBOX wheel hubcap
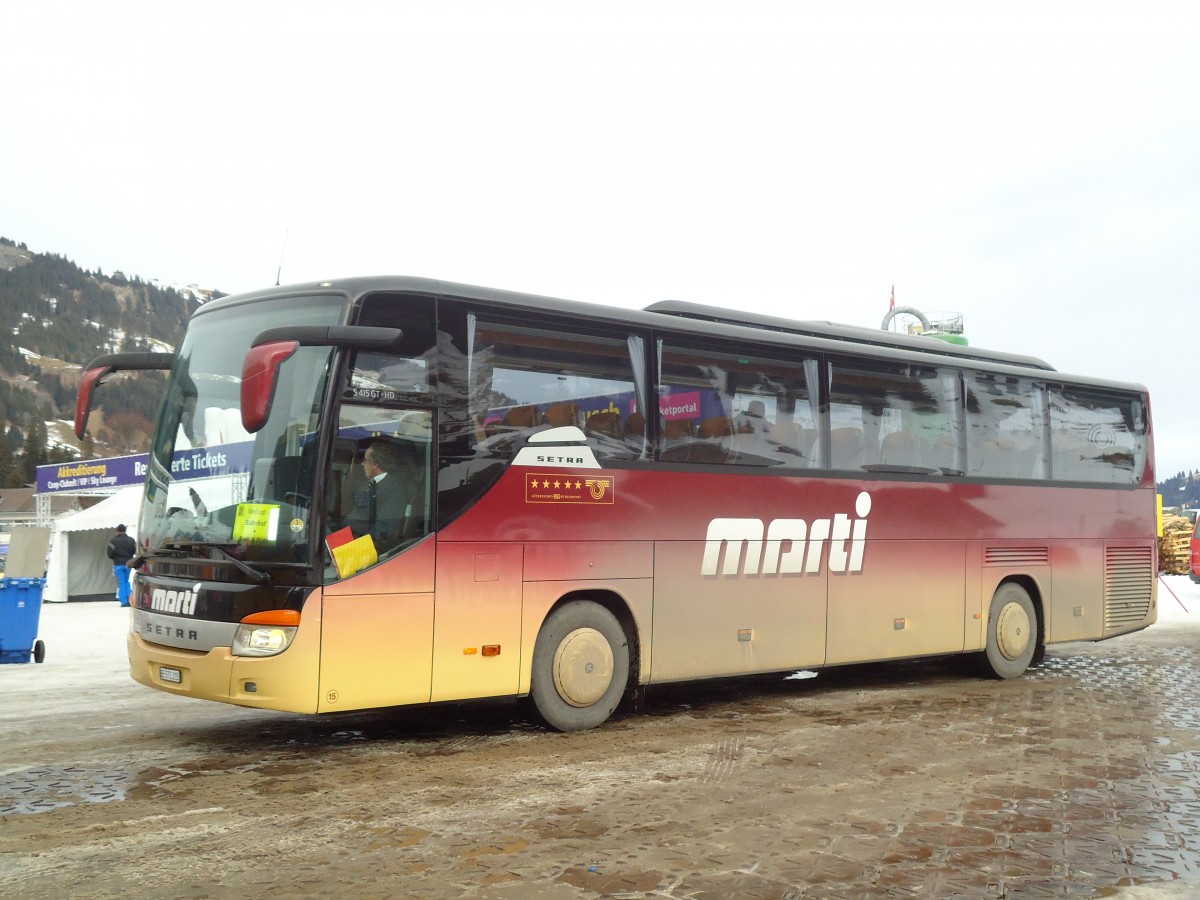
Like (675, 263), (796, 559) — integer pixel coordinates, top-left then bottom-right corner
(553, 627), (614, 707)
(996, 601), (1032, 660)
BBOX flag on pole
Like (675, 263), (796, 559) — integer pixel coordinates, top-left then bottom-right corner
(889, 285), (895, 312)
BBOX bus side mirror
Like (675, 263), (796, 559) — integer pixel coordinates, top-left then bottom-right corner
(240, 325), (404, 433)
(241, 341), (299, 434)
(75, 352), (174, 439)
(75, 364), (113, 439)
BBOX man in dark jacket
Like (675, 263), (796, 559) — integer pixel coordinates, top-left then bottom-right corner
(346, 441), (410, 554)
(106, 524), (137, 607)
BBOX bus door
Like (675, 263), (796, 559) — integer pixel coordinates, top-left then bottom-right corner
(317, 404), (436, 712)
(316, 305), (439, 712)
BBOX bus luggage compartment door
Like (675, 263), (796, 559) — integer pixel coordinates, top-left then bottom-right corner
(431, 542), (523, 702)
(826, 540), (966, 664)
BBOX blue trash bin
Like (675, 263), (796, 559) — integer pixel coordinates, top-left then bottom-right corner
(0, 577), (47, 664)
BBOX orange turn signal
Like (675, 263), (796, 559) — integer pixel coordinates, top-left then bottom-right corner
(240, 609), (302, 627)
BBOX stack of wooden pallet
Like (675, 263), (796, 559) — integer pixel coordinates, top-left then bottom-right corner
(1160, 514), (1194, 575)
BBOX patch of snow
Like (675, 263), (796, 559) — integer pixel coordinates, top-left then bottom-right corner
(150, 279), (216, 304)
(45, 421), (82, 456)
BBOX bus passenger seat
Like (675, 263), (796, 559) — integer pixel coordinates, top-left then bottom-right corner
(624, 411), (647, 453)
(971, 437), (1019, 478)
(265, 455), (304, 504)
(486, 405), (539, 438)
(340, 451), (369, 521)
(585, 411), (622, 440)
(798, 428), (818, 462)
(830, 427), (865, 470)
(757, 422), (811, 466)
(880, 431), (921, 469)
(504, 405), (539, 428)
(927, 435), (958, 473)
(662, 418), (694, 444)
(328, 439), (356, 518)
(764, 422), (801, 457)
(698, 417), (733, 439)
(542, 402), (580, 428)
(625, 411), (645, 438)
(1010, 431), (1042, 478)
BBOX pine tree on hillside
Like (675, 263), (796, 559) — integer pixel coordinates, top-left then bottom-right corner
(0, 236), (203, 464)
(0, 430), (13, 488)
(19, 419), (47, 484)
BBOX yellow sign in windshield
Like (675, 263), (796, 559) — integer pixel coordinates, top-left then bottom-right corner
(233, 503), (281, 544)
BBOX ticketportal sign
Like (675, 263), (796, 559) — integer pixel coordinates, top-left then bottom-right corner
(37, 442), (254, 494)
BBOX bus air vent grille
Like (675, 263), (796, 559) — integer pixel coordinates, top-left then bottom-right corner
(1104, 546), (1154, 628)
(984, 546), (1049, 566)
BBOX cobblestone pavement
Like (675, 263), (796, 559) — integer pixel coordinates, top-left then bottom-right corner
(2, 590), (1199, 898)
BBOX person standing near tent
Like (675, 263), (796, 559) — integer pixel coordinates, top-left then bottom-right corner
(106, 524), (137, 607)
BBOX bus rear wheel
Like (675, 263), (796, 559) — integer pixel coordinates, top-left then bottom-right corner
(530, 601), (630, 732)
(983, 583), (1039, 679)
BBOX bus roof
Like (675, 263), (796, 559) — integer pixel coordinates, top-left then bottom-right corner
(644, 300), (1056, 372)
(204, 276), (1151, 395)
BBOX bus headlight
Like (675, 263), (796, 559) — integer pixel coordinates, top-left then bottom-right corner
(231, 610), (301, 657)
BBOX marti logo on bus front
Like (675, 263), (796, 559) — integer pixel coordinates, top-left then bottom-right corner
(150, 583), (203, 615)
(702, 492), (872, 576)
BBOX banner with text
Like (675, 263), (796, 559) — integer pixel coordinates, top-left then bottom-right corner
(38, 442), (255, 494)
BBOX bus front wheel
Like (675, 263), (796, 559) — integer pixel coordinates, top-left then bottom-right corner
(983, 583), (1039, 679)
(530, 601), (630, 732)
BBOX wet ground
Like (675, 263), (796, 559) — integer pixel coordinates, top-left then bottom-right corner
(2, 581), (1200, 899)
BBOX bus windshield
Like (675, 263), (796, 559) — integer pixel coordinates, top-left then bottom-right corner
(141, 293), (346, 566)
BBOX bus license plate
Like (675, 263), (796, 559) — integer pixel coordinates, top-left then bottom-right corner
(159, 666), (182, 684)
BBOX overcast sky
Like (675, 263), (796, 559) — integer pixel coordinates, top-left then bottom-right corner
(4, 1), (1198, 478)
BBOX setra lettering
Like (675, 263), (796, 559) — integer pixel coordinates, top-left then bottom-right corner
(144, 622), (200, 641)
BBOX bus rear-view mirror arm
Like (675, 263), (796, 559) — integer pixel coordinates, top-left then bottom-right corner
(241, 325), (404, 434)
(75, 351), (175, 439)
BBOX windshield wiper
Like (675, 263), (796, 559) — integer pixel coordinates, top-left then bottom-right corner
(130, 548), (187, 566)
(209, 544), (270, 584)
(158, 541), (271, 584)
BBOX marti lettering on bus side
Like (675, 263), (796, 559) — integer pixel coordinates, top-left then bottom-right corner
(702, 492), (872, 577)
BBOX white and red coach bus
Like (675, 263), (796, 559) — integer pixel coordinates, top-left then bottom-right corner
(76, 277), (1156, 730)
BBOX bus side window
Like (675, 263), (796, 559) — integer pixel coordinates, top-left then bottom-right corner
(1049, 388), (1145, 485)
(659, 342), (817, 469)
(467, 320), (644, 463)
(828, 358), (958, 476)
(966, 374), (1046, 481)
(322, 406), (433, 582)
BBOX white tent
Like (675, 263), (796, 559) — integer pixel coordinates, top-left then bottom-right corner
(44, 486), (144, 603)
